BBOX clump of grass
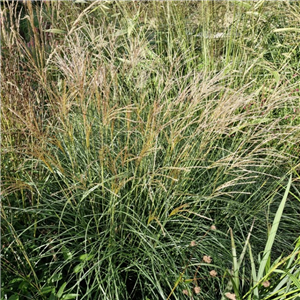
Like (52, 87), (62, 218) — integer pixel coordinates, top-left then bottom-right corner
(2, 1), (300, 299)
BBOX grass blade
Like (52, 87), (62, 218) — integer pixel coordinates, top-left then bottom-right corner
(257, 175), (292, 280)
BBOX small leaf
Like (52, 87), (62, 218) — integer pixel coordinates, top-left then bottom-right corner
(57, 282), (67, 298)
(10, 278), (23, 284)
(74, 263), (84, 274)
(8, 295), (19, 300)
(79, 253), (94, 262)
(50, 273), (63, 283)
(40, 286), (54, 295)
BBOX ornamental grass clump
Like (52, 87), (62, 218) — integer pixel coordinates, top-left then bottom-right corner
(1, 1), (300, 299)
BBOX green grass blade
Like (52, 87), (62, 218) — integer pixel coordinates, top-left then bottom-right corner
(247, 243), (259, 299)
(230, 228), (239, 293)
(257, 175), (292, 280)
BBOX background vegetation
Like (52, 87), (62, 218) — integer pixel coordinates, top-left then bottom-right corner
(1, 0), (300, 299)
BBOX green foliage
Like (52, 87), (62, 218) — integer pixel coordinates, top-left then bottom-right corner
(1, 1), (300, 299)
(221, 176), (300, 300)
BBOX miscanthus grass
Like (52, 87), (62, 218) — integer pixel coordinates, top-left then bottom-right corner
(1, 1), (300, 299)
